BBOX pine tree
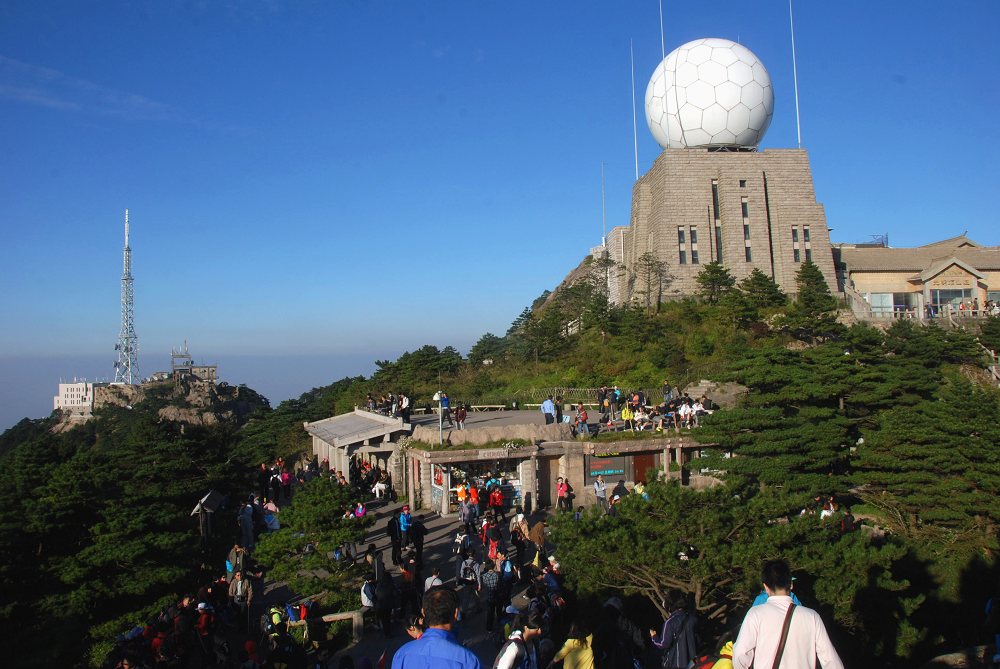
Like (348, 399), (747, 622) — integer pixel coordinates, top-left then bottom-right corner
(631, 252), (671, 313)
(780, 261), (842, 342)
(980, 316), (1000, 352)
(695, 261), (736, 304)
(794, 261), (838, 315)
(851, 375), (1000, 601)
(697, 344), (852, 495)
(468, 332), (506, 365)
(718, 288), (758, 328)
(548, 479), (907, 647)
(738, 268), (787, 309)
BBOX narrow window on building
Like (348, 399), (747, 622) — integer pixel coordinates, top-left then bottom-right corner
(679, 249), (687, 265)
(745, 246), (752, 262)
(739, 179), (746, 188)
(677, 227), (685, 244)
(691, 250), (699, 264)
(711, 180), (721, 221)
(741, 198), (749, 219)
(715, 224), (723, 263)
(690, 228), (698, 245)
(794, 248), (801, 262)
(803, 225), (811, 242)
(805, 248), (812, 262)
(690, 226), (699, 264)
(791, 227), (799, 243)
(743, 224), (750, 241)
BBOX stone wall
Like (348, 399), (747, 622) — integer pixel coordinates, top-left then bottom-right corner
(616, 148), (837, 301)
(410, 422), (574, 447)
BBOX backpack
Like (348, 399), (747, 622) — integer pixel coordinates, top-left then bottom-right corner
(461, 561), (477, 582)
(491, 636), (527, 669)
(488, 539), (499, 560)
(500, 559), (514, 581)
(660, 611), (697, 669)
(690, 654), (718, 669)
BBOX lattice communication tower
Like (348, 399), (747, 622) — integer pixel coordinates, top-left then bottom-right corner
(114, 209), (139, 384)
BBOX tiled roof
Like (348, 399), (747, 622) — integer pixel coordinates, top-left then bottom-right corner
(837, 244), (1000, 272)
(918, 235), (982, 249)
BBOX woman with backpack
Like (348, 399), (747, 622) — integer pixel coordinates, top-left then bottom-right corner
(456, 550), (481, 616)
(494, 612), (544, 669)
(651, 589), (697, 669)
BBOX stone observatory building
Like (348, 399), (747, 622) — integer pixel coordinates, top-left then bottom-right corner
(605, 37), (837, 302)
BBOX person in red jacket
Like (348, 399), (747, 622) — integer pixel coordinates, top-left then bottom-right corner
(489, 486), (505, 522)
(556, 477), (570, 512)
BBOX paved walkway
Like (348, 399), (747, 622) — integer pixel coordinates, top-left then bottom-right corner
(321, 499), (548, 667)
(409, 409), (548, 430)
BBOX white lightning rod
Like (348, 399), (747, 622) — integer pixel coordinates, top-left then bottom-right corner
(630, 39), (639, 180)
(789, 0), (803, 148)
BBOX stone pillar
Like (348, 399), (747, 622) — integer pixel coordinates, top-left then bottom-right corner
(663, 446), (671, 480)
(522, 456), (538, 513)
(343, 445), (353, 483)
(442, 466), (452, 516)
(675, 444), (685, 485)
(560, 447), (587, 506)
(408, 455), (417, 509)
(420, 459), (433, 511)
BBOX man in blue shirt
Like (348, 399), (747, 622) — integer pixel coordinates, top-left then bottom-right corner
(441, 392), (454, 427)
(540, 396), (556, 425)
(391, 587), (482, 669)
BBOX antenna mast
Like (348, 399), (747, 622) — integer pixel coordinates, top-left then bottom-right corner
(114, 209), (139, 384)
(630, 39), (639, 180)
(789, 0), (803, 148)
(601, 161), (607, 246)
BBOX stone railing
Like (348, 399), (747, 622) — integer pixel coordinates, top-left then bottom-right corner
(287, 608), (365, 644)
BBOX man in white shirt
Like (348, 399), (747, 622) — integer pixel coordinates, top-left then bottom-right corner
(678, 402), (692, 429)
(732, 560), (843, 669)
(424, 566), (444, 593)
(541, 396), (556, 424)
(360, 573), (376, 613)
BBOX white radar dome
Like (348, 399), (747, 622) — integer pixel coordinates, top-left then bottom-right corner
(645, 37), (774, 149)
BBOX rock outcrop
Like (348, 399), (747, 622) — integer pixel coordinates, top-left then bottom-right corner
(52, 379), (268, 432)
(680, 379), (748, 409)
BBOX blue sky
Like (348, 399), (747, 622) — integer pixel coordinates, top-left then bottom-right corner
(1, 1), (998, 429)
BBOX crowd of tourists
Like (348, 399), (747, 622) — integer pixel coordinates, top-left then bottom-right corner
(356, 489), (845, 669)
(926, 298), (1000, 319)
(539, 382), (718, 438)
(104, 450), (404, 669)
(103, 436), (853, 669)
(363, 392), (412, 422)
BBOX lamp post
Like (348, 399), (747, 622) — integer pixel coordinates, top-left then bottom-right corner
(432, 391), (443, 447)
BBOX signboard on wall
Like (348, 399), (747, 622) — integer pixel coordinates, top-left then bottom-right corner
(586, 453), (626, 480)
(928, 266), (974, 288)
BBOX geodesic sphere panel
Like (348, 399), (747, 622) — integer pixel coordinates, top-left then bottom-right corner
(645, 37), (774, 149)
